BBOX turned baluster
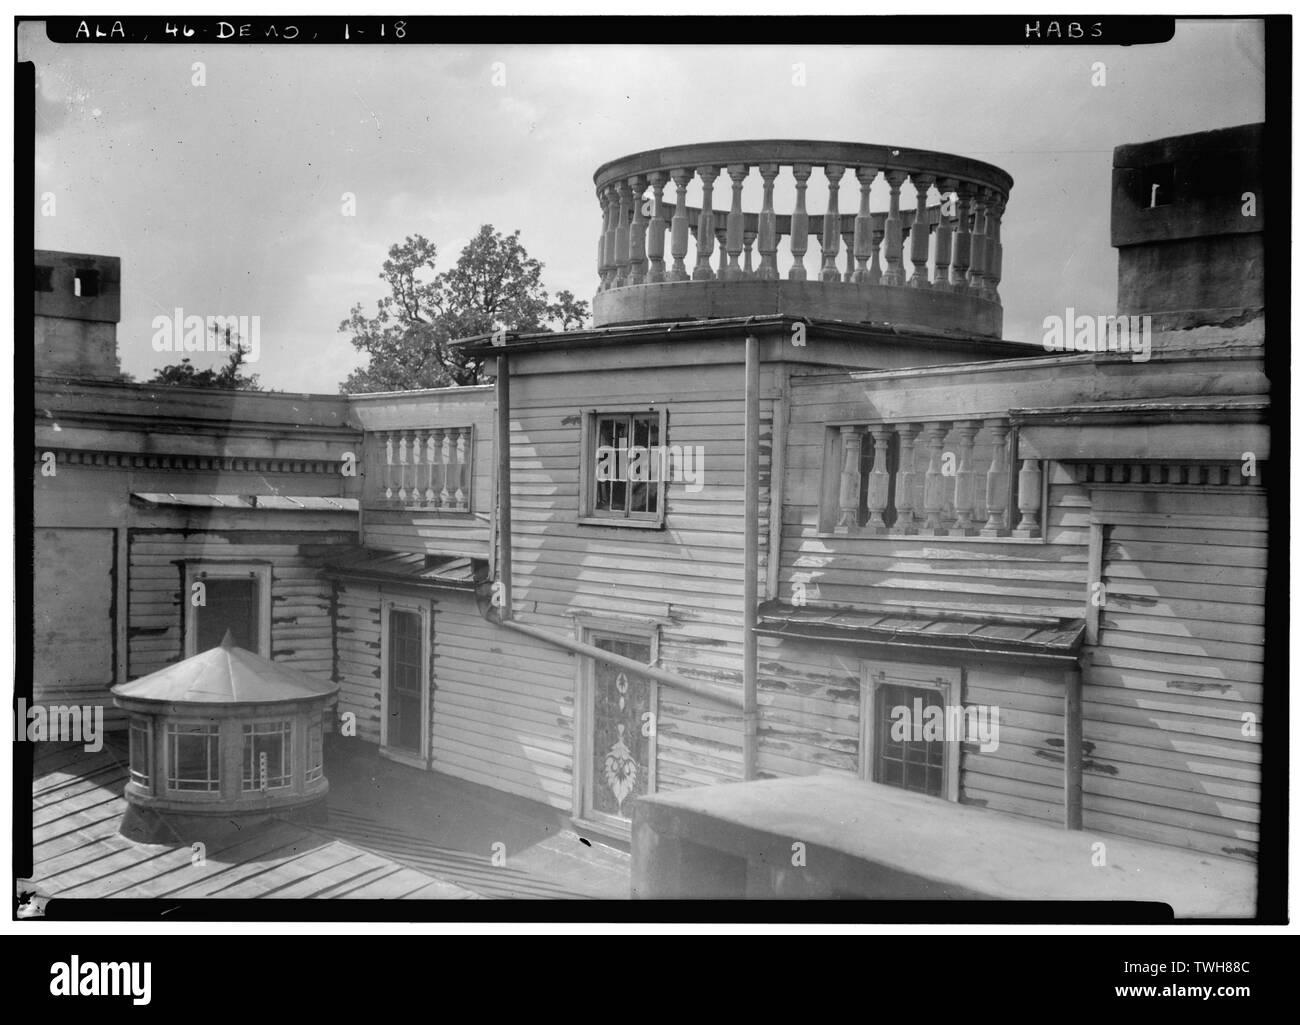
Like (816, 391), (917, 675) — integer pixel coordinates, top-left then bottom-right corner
(984, 191), (1005, 304)
(596, 187), (613, 291)
(743, 231), (756, 277)
(950, 182), (975, 292)
(396, 431), (410, 503)
(408, 433), (424, 506)
(932, 177), (956, 292)
(820, 164), (844, 282)
(692, 167), (718, 281)
(863, 426), (894, 535)
(439, 431), (452, 508)
(919, 422), (951, 536)
(909, 173), (934, 287)
(881, 170), (907, 286)
(868, 226), (884, 284)
(668, 168), (692, 282)
(383, 432), (395, 501)
(716, 224), (729, 278)
(1014, 459), (1043, 538)
(603, 186), (621, 291)
(645, 172), (668, 284)
(612, 180), (631, 288)
(980, 419), (1012, 536)
(627, 174), (648, 286)
(425, 428), (443, 505)
(951, 420), (980, 535)
(852, 166), (875, 283)
(893, 423), (922, 534)
(789, 164), (811, 281)
(836, 426), (863, 533)
(454, 428), (469, 510)
(756, 163), (780, 281)
(725, 164), (748, 281)
(967, 190), (987, 298)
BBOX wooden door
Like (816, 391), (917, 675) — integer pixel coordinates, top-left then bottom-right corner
(386, 608), (424, 753)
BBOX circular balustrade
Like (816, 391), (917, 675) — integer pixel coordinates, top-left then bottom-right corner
(592, 140), (1013, 337)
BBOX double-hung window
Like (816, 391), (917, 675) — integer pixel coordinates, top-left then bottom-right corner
(580, 410), (668, 526)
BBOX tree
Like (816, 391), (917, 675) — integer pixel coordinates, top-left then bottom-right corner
(339, 225), (589, 393)
(147, 326), (262, 390)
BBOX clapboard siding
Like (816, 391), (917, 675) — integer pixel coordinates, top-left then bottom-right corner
(1083, 486), (1266, 861)
(430, 594), (576, 810)
(753, 635), (1071, 826)
(501, 357), (764, 802)
(126, 530), (351, 686)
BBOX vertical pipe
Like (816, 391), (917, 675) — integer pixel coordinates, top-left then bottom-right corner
(743, 333), (760, 780)
(1065, 664), (1083, 829)
(495, 353), (512, 621)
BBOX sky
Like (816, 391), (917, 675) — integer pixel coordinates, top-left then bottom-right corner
(23, 20), (1266, 394)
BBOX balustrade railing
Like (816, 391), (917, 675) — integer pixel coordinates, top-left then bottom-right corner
(368, 427), (473, 511)
(831, 418), (1042, 538)
(593, 141), (1012, 307)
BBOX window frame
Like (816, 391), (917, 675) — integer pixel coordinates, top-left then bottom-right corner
(165, 720), (222, 795)
(578, 408), (669, 529)
(306, 712), (325, 784)
(183, 562), (272, 657)
(241, 719), (294, 792)
(859, 661), (962, 803)
(128, 716), (153, 791)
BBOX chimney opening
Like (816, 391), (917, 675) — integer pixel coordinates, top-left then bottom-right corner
(1142, 163), (1176, 209)
(73, 268), (100, 298)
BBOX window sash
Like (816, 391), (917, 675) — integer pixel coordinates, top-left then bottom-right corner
(306, 714), (324, 783)
(587, 411), (665, 521)
(242, 720), (293, 791)
(129, 719), (151, 788)
(166, 722), (220, 792)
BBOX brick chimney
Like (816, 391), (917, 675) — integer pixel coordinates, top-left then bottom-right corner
(34, 250), (123, 380)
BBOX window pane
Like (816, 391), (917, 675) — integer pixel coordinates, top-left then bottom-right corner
(307, 715), (324, 783)
(875, 684), (947, 798)
(129, 720), (150, 787)
(593, 416), (629, 514)
(167, 723), (219, 792)
(195, 577), (259, 652)
(629, 415), (659, 515)
(243, 720), (292, 790)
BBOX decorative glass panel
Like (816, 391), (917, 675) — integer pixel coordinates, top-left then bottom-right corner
(590, 636), (653, 820)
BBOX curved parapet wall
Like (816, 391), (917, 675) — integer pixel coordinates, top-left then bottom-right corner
(591, 140), (1013, 336)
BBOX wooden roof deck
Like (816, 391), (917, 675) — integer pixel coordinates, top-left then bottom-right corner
(27, 742), (477, 901)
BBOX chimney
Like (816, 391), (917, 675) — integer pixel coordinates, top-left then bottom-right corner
(1110, 123), (1264, 331)
(34, 249), (122, 380)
